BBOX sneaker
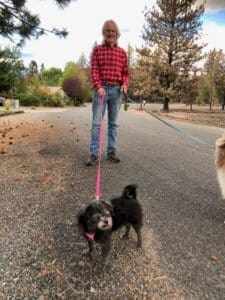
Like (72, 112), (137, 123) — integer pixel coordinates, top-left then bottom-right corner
(107, 151), (120, 163)
(86, 155), (99, 166)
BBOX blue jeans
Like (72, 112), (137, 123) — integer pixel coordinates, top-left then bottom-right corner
(90, 86), (122, 156)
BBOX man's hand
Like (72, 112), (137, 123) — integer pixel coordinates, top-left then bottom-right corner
(97, 87), (105, 97)
(121, 85), (127, 94)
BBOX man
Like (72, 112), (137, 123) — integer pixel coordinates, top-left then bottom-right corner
(86, 19), (129, 166)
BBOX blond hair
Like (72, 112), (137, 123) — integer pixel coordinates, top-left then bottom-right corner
(102, 19), (121, 39)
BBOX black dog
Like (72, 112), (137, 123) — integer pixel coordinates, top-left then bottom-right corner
(77, 185), (143, 257)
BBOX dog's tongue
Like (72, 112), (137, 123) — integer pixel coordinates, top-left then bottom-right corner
(108, 216), (113, 229)
(86, 232), (95, 240)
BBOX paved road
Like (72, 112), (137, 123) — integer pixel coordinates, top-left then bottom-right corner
(1, 105), (225, 298)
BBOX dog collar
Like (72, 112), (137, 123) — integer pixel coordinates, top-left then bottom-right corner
(85, 232), (95, 240)
(80, 229), (95, 241)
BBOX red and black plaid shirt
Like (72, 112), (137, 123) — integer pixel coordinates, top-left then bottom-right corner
(90, 43), (129, 90)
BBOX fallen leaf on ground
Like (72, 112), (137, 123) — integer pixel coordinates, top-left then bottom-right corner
(41, 175), (54, 185)
(211, 256), (218, 261)
(38, 267), (51, 277)
(39, 234), (49, 244)
(15, 173), (23, 181)
(125, 283), (133, 290)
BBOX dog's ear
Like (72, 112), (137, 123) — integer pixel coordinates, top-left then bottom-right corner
(123, 184), (137, 199)
(101, 200), (113, 214)
(85, 205), (94, 218)
(77, 207), (85, 223)
(78, 213), (85, 225)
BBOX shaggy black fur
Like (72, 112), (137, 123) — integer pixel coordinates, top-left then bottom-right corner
(77, 185), (143, 257)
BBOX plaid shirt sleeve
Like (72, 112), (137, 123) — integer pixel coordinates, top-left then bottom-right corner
(121, 51), (129, 87)
(90, 46), (102, 90)
(91, 45), (129, 90)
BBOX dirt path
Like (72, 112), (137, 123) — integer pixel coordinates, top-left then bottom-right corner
(143, 103), (225, 129)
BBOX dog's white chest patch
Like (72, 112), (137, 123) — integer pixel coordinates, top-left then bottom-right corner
(217, 168), (225, 198)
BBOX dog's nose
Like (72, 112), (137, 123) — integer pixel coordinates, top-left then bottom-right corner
(104, 220), (108, 225)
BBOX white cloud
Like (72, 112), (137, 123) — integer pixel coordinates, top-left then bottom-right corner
(1, 0), (225, 69)
(202, 22), (225, 53)
(196, 0), (225, 12)
(18, 0), (155, 69)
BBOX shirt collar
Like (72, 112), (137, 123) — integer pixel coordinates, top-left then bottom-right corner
(102, 42), (118, 48)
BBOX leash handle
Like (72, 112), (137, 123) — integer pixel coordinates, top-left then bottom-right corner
(95, 95), (105, 200)
(123, 93), (129, 111)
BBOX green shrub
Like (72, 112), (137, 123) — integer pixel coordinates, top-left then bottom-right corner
(16, 93), (40, 106)
(41, 94), (64, 107)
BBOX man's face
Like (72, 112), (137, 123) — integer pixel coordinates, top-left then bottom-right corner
(103, 22), (117, 46)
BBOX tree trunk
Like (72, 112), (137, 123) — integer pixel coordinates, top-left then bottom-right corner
(209, 101), (212, 111)
(222, 96), (225, 111)
(163, 96), (169, 111)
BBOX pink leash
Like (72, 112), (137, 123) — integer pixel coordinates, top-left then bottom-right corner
(95, 95), (105, 200)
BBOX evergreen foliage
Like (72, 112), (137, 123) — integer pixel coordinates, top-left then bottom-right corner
(142, 0), (205, 110)
(0, 0), (75, 46)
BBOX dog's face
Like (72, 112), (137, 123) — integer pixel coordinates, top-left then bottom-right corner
(83, 202), (113, 232)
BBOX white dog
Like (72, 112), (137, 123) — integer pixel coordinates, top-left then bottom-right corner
(215, 135), (225, 198)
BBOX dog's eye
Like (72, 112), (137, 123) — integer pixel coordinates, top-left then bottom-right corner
(96, 214), (101, 220)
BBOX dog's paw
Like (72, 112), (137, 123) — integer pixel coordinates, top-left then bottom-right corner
(136, 245), (143, 252)
(82, 249), (94, 257)
(120, 233), (130, 240)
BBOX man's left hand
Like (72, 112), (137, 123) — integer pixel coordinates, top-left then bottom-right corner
(121, 85), (127, 94)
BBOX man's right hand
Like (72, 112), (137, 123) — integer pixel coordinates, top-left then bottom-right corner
(97, 87), (105, 97)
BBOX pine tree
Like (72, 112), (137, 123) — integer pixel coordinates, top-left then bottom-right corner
(78, 53), (88, 69)
(0, 47), (24, 93)
(0, 0), (75, 46)
(127, 44), (135, 66)
(204, 49), (225, 110)
(142, 0), (205, 110)
(27, 60), (38, 77)
(39, 63), (45, 78)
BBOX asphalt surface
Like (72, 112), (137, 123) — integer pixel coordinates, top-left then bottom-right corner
(1, 105), (225, 299)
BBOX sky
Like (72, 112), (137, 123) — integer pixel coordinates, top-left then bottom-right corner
(1, 0), (225, 69)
